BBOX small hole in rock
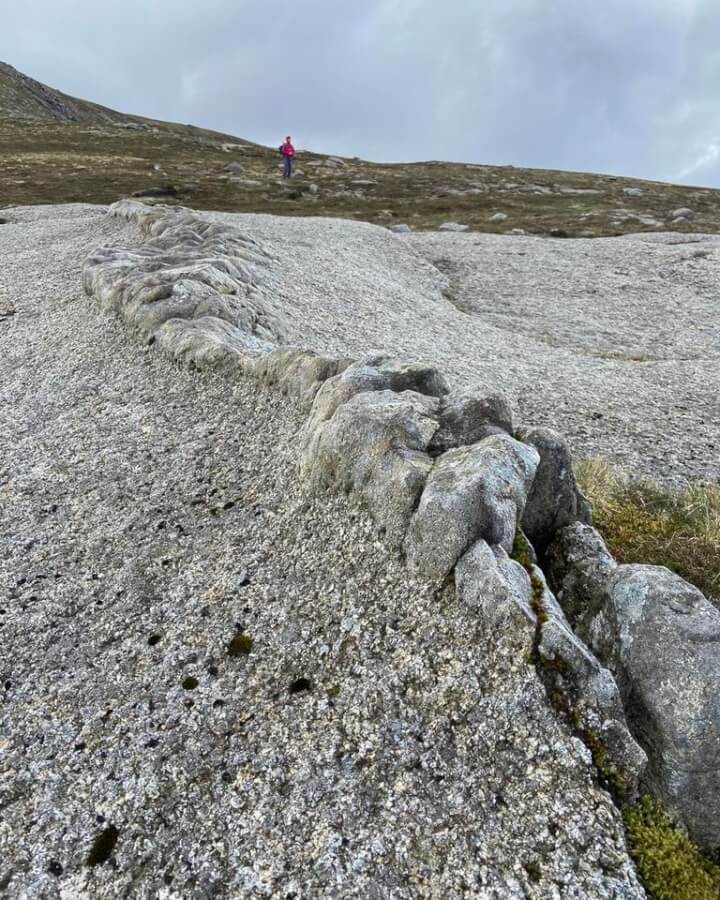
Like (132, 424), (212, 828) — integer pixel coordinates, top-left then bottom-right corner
(148, 634), (161, 647)
(182, 676), (199, 690)
(289, 678), (312, 695)
(86, 824), (119, 866)
(47, 860), (63, 877)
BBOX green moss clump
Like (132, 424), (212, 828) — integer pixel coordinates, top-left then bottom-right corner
(511, 530), (534, 571)
(227, 633), (253, 657)
(327, 685), (341, 698)
(624, 797), (720, 900)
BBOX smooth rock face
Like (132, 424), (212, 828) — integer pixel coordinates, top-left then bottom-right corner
(520, 427), (591, 552)
(429, 389), (513, 455)
(405, 434), (539, 580)
(592, 565), (720, 850)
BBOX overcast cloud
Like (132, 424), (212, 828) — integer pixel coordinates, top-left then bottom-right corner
(5, 0), (720, 186)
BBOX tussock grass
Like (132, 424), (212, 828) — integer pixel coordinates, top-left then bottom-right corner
(624, 798), (720, 900)
(575, 458), (720, 600)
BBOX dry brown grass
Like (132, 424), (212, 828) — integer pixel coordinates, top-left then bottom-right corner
(576, 458), (720, 600)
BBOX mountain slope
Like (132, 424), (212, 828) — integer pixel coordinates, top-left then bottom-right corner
(2, 60), (720, 238)
(0, 61), (128, 124)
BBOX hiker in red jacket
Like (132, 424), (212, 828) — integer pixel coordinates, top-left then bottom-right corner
(280, 136), (295, 178)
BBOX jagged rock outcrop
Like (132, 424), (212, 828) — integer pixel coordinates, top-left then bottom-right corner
(549, 523), (720, 850)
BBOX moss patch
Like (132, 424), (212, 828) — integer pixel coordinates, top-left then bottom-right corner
(227, 633), (254, 657)
(624, 797), (720, 900)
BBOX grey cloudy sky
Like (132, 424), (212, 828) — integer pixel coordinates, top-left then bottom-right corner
(5, 0), (720, 186)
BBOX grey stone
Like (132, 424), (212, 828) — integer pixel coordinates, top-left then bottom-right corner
(547, 523), (617, 634)
(534, 567), (648, 799)
(590, 565), (720, 849)
(549, 525), (720, 848)
(428, 389), (513, 455)
(438, 222), (469, 232)
(405, 434), (539, 580)
(670, 207), (693, 219)
(520, 427), (592, 552)
(455, 540), (537, 641)
(623, 188), (643, 198)
(489, 212), (508, 223)
(303, 353), (449, 438)
(307, 183), (319, 194)
(389, 224), (412, 234)
(301, 389), (438, 545)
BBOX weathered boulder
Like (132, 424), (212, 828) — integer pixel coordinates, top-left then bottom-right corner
(670, 207), (693, 219)
(456, 540), (647, 798)
(593, 565), (720, 850)
(301, 389), (438, 545)
(548, 524), (720, 850)
(303, 354), (449, 438)
(389, 223), (412, 234)
(623, 187), (643, 198)
(489, 212), (508, 223)
(405, 434), (539, 580)
(520, 428), (591, 553)
(429, 390), (513, 455)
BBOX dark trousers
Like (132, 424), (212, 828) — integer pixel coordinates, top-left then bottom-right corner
(283, 156), (293, 178)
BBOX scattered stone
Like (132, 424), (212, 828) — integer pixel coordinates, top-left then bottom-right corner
(489, 212), (508, 223)
(308, 183), (319, 195)
(132, 186), (179, 198)
(623, 187), (643, 198)
(670, 207), (693, 219)
(389, 223), (412, 234)
(509, 228), (526, 235)
(438, 222), (469, 232)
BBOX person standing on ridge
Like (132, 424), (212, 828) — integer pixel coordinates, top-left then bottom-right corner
(280, 136), (295, 178)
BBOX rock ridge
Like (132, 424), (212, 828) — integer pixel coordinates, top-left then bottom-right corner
(83, 199), (718, 855)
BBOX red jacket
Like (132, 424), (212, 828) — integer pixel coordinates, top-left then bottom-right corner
(281, 141), (295, 157)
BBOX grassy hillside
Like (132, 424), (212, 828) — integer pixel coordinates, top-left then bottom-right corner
(3, 61), (720, 235)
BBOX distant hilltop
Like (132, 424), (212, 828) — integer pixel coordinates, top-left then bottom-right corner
(0, 60), (128, 124)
